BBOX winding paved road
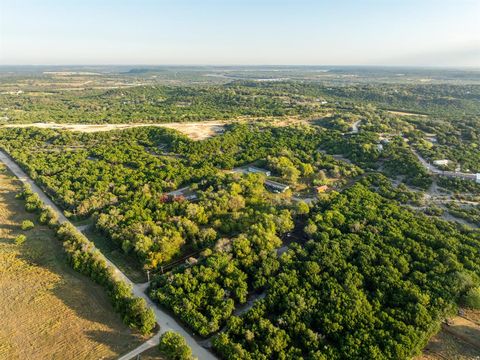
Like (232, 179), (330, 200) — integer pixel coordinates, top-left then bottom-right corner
(0, 149), (216, 360)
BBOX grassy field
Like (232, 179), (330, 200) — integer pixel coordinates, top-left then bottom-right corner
(0, 165), (145, 359)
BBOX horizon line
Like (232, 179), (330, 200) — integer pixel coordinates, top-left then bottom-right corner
(1, 64), (479, 70)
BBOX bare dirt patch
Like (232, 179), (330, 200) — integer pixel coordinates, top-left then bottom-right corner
(1, 113), (328, 140)
(2, 121), (226, 140)
(417, 312), (480, 360)
(0, 166), (144, 359)
(387, 110), (428, 117)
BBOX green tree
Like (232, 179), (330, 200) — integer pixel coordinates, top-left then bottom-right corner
(464, 287), (480, 309)
(123, 297), (156, 335)
(158, 331), (193, 360)
(296, 201), (310, 215)
(21, 220), (34, 230)
(14, 234), (27, 245)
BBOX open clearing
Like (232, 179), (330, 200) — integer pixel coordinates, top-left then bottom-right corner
(2, 121), (226, 140)
(387, 110), (428, 117)
(0, 113), (326, 141)
(0, 165), (144, 360)
(417, 310), (480, 360)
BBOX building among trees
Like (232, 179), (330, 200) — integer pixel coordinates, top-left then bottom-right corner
(265, 179), (290, 193)
(247, 166), (271, 177)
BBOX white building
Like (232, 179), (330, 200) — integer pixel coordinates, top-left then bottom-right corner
(248, 166), (271, 177)
(476, 173), (480, 184)
(433, 159), (450, 166)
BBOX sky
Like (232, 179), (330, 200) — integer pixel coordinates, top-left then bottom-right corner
(0, 0), (479, 66)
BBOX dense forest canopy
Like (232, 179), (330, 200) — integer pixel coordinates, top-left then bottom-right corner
(214, 183), (480, 359)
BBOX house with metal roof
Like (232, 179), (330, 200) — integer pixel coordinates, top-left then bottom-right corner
(265, 179), (290, 193)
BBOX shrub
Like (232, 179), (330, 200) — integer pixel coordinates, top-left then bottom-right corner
(14, 234), (27, 245)
(464, 287), (480, 309)
(21, 220), (34, 230)
(39, 205), (59, 228)
(159, 331), (193, 360)
(24, 193), (42, 213)
(18, 185), (42, 213)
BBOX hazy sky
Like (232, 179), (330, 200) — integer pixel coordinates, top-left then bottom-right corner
(1, 0), (479, 66)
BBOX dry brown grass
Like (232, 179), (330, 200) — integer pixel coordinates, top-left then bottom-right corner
(0, 165), (144, 359)
(417, 311), (480, 360)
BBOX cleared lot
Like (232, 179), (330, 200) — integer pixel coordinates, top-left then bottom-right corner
(2, 121), (226, 140)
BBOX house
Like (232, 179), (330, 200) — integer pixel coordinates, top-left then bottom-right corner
(433, 159), (450, 166)
(248, 166), (271, 177)
(476, 173), (480, 184)
(265, 179), (290, 193)
(315, 185), (329, 193)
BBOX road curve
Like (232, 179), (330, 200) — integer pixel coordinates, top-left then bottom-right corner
(0, 149), (217, 360)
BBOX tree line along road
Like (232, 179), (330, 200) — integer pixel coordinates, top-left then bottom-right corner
(0, 149), (217, 360)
